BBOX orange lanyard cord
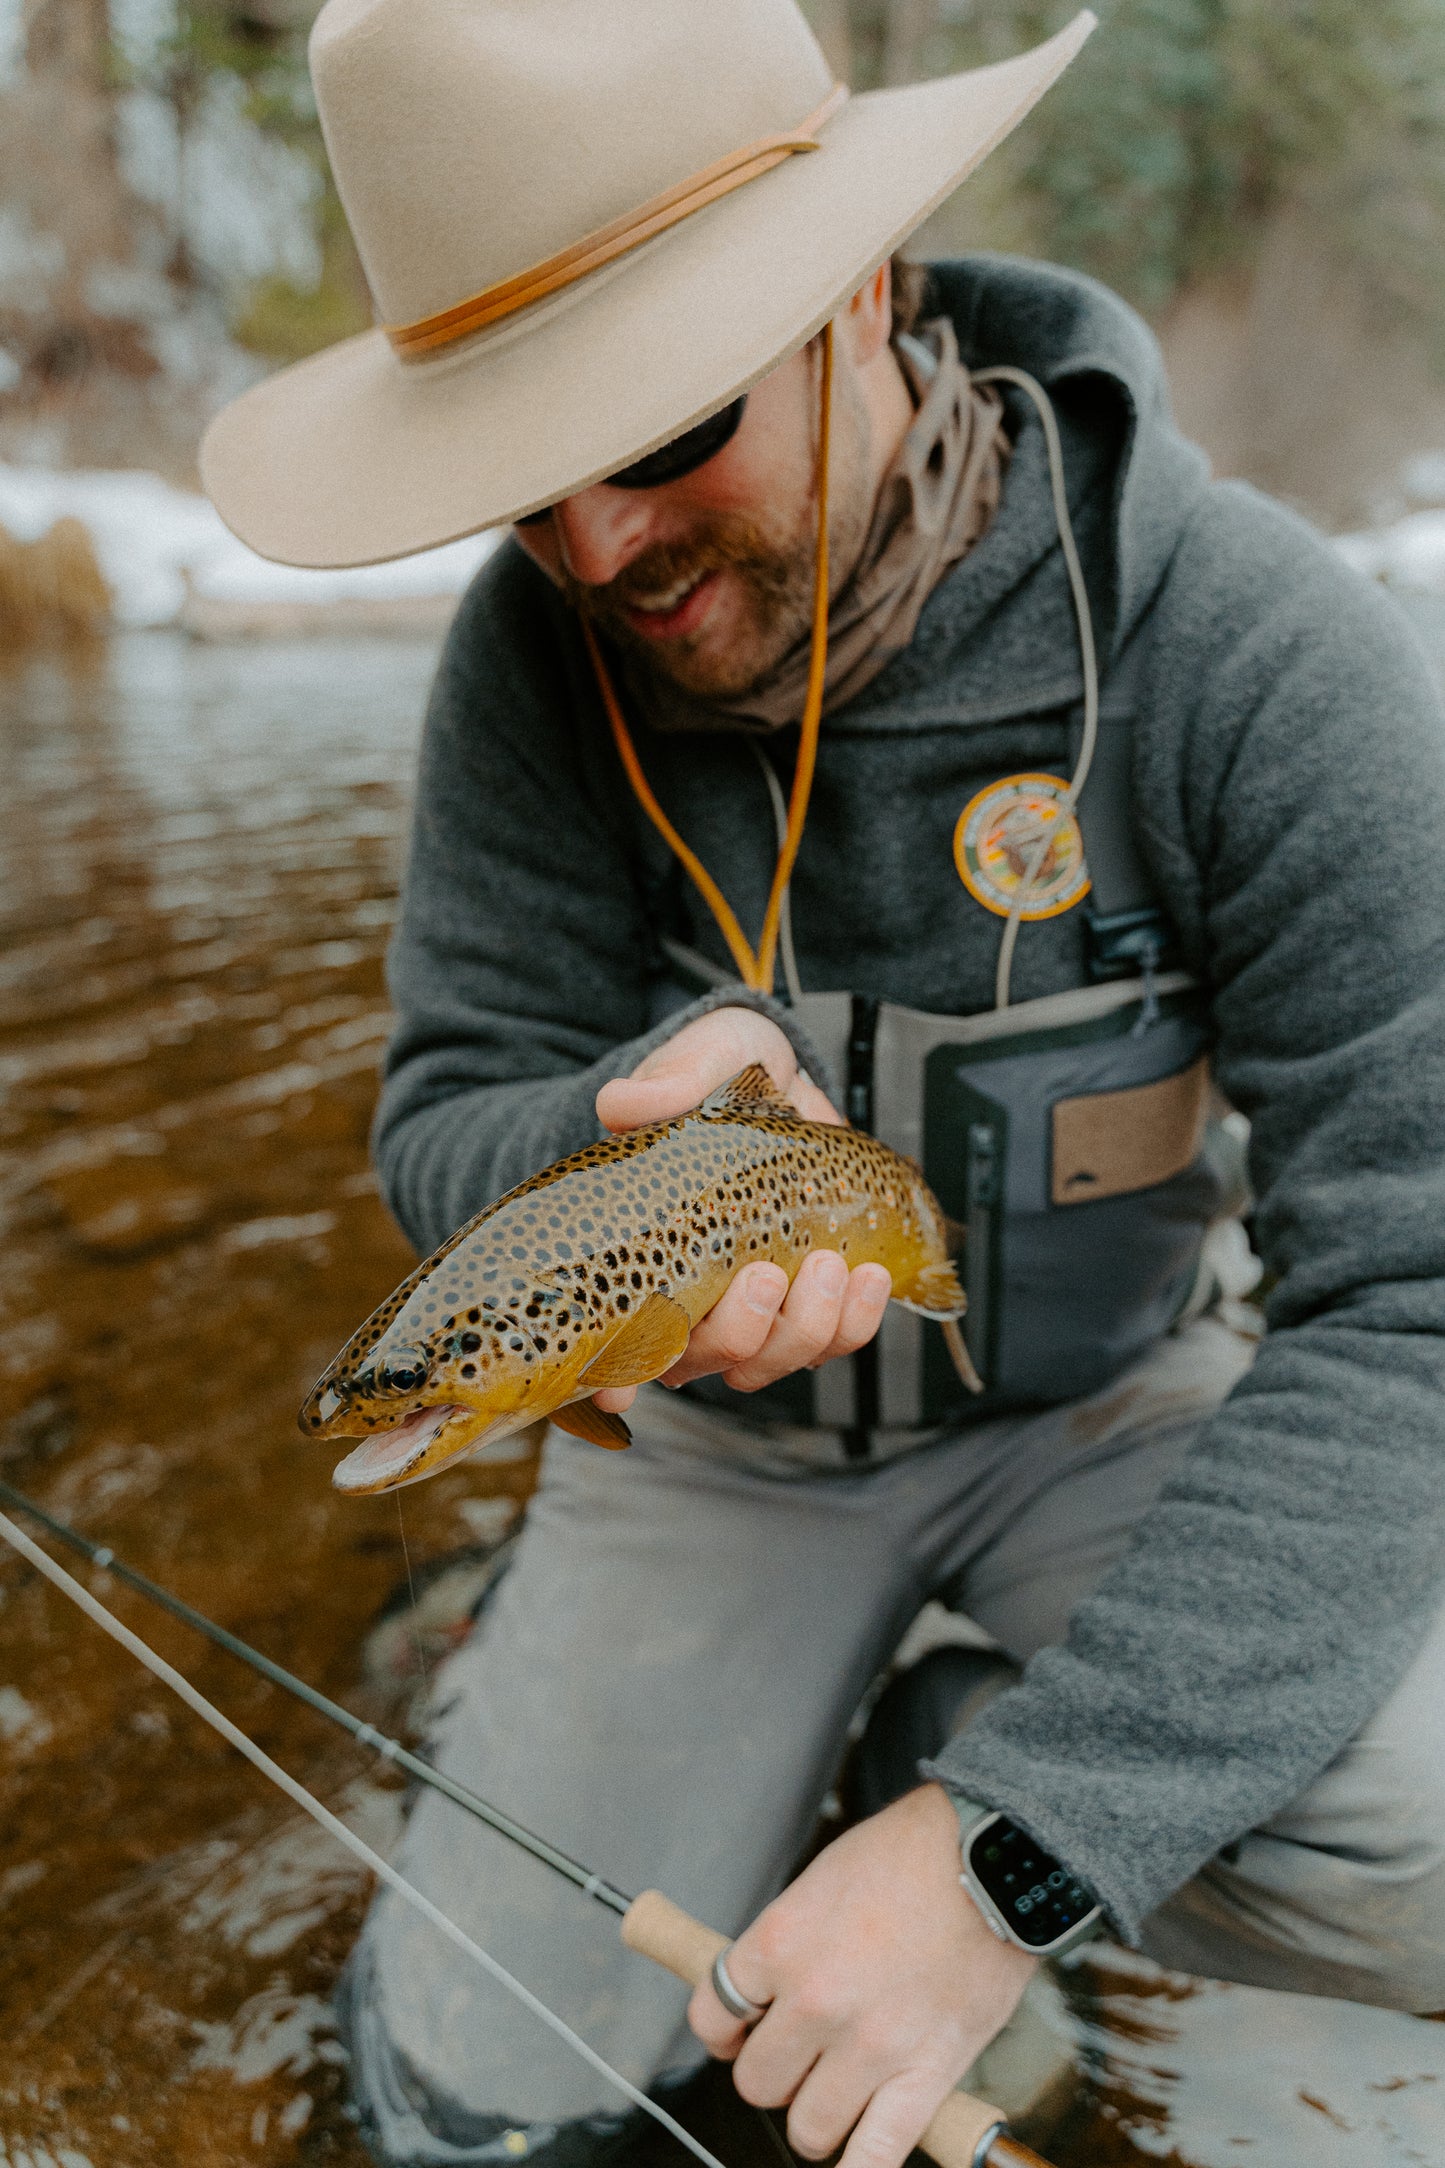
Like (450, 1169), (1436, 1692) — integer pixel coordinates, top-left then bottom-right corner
(583, 613), (760, 985)
(582, 318), (835, 995)
(755, 319), (831, 994)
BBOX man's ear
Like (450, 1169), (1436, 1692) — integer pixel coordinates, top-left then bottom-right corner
(842, 261), (894, 370)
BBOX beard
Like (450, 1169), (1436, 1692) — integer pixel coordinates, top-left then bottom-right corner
(566, 509), (818, 701)
(568, 360), (874, 703)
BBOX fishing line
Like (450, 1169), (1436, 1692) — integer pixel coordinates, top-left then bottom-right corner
(394, 1489), (432, 1700)
(0, 1482), (796, 2168)
(0, 1507), (731, 2168)
(0, 1488), (1046, 2168)
(0, 1478), (630, 1910)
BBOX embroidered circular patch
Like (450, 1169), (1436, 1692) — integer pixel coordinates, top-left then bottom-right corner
(953, 773), (1091, 921)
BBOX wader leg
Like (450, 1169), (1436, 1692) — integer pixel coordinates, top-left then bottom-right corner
(342, 1395), (938, 2162)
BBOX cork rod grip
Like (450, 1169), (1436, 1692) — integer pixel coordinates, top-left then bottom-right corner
(620, 1889), (1033, 2168)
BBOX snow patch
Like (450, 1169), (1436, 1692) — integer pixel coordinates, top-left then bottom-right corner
(1336, 510), (1445, 594)
(190, 1982), (340, 2083)
(0, 460), (500, 628)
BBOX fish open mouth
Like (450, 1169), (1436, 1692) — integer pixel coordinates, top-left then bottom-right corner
(331, 1403), (474, 1495)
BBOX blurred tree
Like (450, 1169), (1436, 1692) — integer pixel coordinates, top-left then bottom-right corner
(5, 0), (156, 392)
(23, 0), (112, 86)
(116, 0), (370, 353)
(806, 0), (1445, 353)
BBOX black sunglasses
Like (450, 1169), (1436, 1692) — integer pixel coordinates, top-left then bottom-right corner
(515, 395), (747, 526)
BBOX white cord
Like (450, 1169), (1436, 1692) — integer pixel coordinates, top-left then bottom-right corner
(751, 741), (804, 1005)
(0, 1511), (729, 2168)
(971, 366), (1100, 1010)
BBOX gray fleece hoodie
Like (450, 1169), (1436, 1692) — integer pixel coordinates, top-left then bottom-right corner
(374, 255), (1445, 1943)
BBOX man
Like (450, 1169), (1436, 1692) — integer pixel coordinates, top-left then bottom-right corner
(201, 3), (1445, 2165)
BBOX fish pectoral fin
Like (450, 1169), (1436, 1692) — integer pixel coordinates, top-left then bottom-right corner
(894, 1259), (967, 1318)
(699, 1063), (794, 1118)
(579, 1291), (692, 1389)
(550, 1398), (634, 1450)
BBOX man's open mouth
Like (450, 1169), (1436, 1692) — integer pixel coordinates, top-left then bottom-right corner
(331, 1403), (476, 1494)
(621, 568), (720, 640)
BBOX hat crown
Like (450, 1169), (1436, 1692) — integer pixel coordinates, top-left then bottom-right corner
(310, 0), (835, 329)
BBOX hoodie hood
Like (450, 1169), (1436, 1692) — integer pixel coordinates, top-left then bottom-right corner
(840, 253), (1210, 732)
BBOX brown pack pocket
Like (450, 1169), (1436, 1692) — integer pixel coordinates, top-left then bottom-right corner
(1052, 1056), (1210, 1206)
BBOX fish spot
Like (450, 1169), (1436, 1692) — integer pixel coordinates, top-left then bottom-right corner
(461, 1363), (476, 1378)
(460, 1332), (481, 1353)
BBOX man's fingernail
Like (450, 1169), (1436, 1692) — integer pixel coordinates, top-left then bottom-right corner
(815, 1253), (847, 1295)
(745, 1272), (784, 1314)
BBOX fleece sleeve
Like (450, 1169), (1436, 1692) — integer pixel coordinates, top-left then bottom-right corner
(929, 486), (1445, 1941)
(373, 548), (825, 1260)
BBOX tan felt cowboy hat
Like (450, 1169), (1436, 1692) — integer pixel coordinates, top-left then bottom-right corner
(200, 0), (1096, 570)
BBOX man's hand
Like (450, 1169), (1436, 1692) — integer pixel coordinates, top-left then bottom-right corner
(592, 1007), (891, 1409)
(688, 1784), (1036, 2168)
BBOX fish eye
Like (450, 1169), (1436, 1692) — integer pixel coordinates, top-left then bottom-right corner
(377, 1344), (431, 1394)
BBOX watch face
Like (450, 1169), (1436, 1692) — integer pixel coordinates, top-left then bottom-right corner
(969, 1819), (1097, 1950)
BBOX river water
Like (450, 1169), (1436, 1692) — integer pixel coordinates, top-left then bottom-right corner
(0, 627), (1441, 2168)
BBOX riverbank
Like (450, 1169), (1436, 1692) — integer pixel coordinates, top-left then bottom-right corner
(0, 464), (499, 642)
(3, 460), (1445, 649)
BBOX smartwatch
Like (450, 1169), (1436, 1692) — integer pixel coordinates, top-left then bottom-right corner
(955, 1802), (1104, 1957)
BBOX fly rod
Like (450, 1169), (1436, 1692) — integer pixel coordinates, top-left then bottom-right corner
(0, 1484), (1054, 2168)
(0, 1478), (630, 1914)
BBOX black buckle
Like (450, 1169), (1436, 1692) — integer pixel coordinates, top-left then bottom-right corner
(1084, 904), (1176, 984)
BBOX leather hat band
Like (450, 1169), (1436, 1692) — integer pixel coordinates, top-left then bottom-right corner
(385, 83), (848, 360)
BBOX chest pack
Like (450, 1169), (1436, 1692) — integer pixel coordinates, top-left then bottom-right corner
(657, 626), (1235, 1449)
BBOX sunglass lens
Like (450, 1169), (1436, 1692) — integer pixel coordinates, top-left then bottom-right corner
(514, 395), (748, 527)
(609, 396), (747, 490)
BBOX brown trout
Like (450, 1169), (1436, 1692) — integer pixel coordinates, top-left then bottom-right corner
(301, 1064), (973, 1494)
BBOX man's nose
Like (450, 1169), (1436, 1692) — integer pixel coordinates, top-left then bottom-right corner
(551, 486), (658, 588)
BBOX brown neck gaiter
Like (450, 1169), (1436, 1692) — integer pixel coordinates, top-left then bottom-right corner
(624, 317), (1009, 737)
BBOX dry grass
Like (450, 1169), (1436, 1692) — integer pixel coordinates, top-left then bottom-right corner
(0, 516), (113, 650)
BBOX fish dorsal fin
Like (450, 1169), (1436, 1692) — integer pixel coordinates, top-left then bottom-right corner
(579, 1290), (691, 1389)
(699, 1064), (792, 1119)
(551, 1398), (633, 1450)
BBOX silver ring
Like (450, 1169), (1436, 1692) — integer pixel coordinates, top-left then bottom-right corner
(710, 1946), (768, 2025)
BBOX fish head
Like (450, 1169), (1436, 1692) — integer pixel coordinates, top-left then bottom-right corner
(299, 1286), (554, 1495)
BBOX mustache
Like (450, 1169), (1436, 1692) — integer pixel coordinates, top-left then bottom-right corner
(567, 517), (804, 623)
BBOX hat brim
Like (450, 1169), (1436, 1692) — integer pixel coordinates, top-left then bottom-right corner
(201, 13), (1094, 569)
